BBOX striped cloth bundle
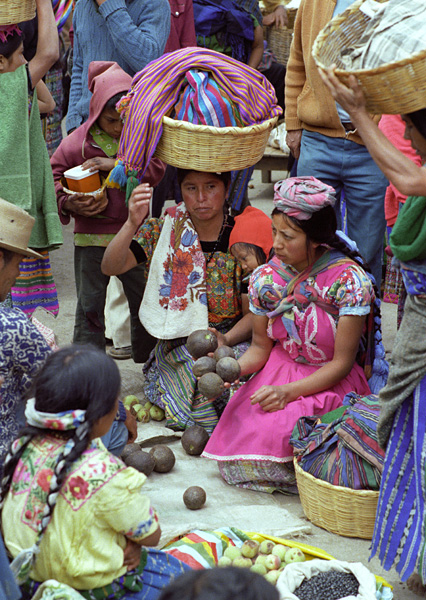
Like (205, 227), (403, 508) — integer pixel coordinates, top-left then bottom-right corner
(108, 47), (281, 192)
(52, 0), (73, 33)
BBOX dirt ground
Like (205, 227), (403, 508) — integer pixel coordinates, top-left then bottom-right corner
(34, 171), (417, 599)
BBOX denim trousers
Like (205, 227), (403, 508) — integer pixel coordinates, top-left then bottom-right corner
(73, 246), (156, 363)
(297, 130), (388, 288)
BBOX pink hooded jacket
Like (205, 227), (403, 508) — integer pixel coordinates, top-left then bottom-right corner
(51, 61), (165, 234)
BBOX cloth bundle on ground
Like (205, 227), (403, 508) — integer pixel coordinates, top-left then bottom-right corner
(107, 47), (281, 200)
(290, 392), (385, 491)
(339, 0), (426, 70)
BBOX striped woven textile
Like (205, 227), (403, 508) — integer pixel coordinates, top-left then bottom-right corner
(110, 47), (281, 186)
(291, 393), (385, 491)
(10, 251), (59, 317)
(174, 70), (244, 126)
(370, 375), (426, 582)
(52, 0), (73, 33)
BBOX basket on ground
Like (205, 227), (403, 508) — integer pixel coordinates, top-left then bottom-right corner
(154, 115), (278, 172)
(294, 458), (379, 540)
(0, 0), (36, 25)
(312, 0), (426, 114)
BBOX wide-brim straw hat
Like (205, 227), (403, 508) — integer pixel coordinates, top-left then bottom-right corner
(0, 198), (43, 259)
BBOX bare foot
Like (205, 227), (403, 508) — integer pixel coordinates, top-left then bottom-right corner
(408, 574), (426, 596)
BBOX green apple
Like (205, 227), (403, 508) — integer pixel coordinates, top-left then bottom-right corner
(232, 557), (252, 568)
(149, 406), (165, 421)
(259, 540), (275, 554)
(250, 564), (267, 575)
(223, 546), (241, 561)
(264, 554), (281, 571)
(284, 547), (305, 564)
(217, 556), (232, 567)
(271, 544), (288, 562)
(241, 540), (259, 558)
(264, 570), (280, 585)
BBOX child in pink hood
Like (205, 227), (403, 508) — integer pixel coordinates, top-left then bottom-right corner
(51, 61), (165, 361)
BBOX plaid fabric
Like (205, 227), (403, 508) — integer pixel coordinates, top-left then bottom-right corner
(291, 393), (385, 490)
(109, 47), (281, 191)
(341, 0), (426, 70)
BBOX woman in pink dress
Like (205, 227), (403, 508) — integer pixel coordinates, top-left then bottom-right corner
(203, 176), (380, 493)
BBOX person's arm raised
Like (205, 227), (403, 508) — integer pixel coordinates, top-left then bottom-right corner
(28, 0), (59, 87)
(319, 67), (426, 197)
(101, 184), (151, 276)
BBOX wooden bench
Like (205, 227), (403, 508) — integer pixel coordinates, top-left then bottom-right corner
(254, 146), (290, 183)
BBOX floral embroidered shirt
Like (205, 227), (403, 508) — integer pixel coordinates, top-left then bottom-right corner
(2, 436), (159, 590)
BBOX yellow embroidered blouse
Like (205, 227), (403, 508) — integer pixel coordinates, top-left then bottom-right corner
(2, 435), (159, 590)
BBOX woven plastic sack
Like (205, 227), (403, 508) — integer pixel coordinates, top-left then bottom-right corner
(276, 558), (391, 599)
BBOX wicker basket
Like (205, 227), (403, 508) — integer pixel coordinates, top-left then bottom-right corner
(294, 458), (379, 540)
(154, 115), (278, 172)
(0, 0), (36, 26)
(263, 26), (293, 68)
(312, 0), (426, 114)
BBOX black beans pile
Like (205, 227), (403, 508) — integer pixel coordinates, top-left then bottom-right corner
(293, 570), (360, 600)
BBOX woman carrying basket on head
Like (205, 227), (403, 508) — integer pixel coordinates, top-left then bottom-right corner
(202, 176), (387, 493)
(320, 64), (426, 596)
(102, 48), (282, 434)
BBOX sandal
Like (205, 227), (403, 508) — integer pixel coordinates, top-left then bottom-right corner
(107, 346), (132, 360)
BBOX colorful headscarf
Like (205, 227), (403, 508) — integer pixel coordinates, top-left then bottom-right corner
(229, 206), (273, 258)
(274, 176), (336, 221)
(25, 397), (87, 432)
(0, 25), (22, 44)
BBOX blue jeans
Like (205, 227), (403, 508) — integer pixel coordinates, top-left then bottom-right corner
(297, 130), (388, 288)
(101, 421), (128, 457)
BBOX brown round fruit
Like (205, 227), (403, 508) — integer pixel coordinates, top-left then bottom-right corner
(149, 445), (176, 473)
(121, 443), (141, 462)
(197, 372), (225, 399)
(181, 424), (210, 456)
(183, 486), (206, 510)
(192, 356), (217, 378)
(187, 329), (218, 359)
(215, 357), (241, 383)
(125, 450), (155, 476)
(213, 345), (235, 361)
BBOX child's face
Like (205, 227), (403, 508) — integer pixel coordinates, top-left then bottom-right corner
(97, 107), (123, 139)
(231, 245), (260, 273)
(0, 42), (26, 74)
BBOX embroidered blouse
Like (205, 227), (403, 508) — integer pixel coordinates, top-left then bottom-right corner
(2, 436), (159, 590)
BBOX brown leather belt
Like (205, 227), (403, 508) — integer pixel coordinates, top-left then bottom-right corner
(342, 121), (356, 131)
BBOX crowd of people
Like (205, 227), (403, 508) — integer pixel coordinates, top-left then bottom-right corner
(0, 0), (426, 598)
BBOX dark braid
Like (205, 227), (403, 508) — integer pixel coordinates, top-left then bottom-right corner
(0, 345), (121, 540)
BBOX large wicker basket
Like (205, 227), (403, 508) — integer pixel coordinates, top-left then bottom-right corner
(0, 0), (36, 25)
(312, 0), (426, 114)
(294, 458), (379, 540)
(154, 115), (278, 171)
(263, 26), (293, 68)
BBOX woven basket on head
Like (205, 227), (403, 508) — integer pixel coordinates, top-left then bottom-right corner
(154, 115), (278, 171)
(312, 0), (426, 114)
(294, 458), (379, 540)
(0, 0), (36, 26)
(263, 25), (294, 68)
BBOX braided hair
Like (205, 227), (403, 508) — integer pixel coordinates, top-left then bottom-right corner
(0, 344), (121, 539)
(158, 566), (279, 600)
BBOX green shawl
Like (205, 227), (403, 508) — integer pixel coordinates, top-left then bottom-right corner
(0, 65), (62, 250)
(390, 194), (426, 261)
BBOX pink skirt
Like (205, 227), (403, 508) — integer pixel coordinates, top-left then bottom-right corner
(203, 342), (371, 463)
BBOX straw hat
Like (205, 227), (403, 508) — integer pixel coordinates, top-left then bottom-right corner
(0, 198), (43, 259)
